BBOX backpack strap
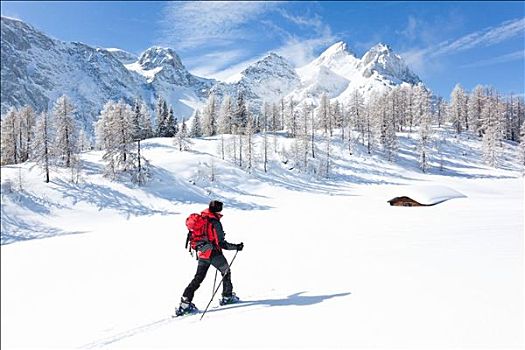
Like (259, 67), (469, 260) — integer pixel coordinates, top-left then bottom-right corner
(185, 230), (191, 250)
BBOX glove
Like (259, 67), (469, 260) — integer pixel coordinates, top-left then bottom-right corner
(236, 242), (244, 251)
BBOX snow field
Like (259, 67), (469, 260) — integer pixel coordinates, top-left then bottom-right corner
(1, 132), (523, 349)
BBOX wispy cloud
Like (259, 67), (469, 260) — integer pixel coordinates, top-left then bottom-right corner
(158, 1), (277, 51)
(159, 2), (338, 81)
(186, 49), (251, 77)
(267, 9), (337, 67)
(399, 16), (419, 42)
(401, 17), (525, 74)
(460, 50), (525, 68)
(432, 17), (525, 56)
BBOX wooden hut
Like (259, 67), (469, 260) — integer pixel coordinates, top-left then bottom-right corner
(387, 185), (466, 207)
(387, 196), (427, 207)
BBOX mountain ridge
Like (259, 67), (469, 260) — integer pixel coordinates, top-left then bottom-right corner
(1, 16), (421, 133)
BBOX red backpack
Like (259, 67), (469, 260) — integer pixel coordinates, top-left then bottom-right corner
(185, 213), (212, 257)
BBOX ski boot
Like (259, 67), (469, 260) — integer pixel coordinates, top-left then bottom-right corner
(219, 292), (240, 306)
(175, 297), (198, 317)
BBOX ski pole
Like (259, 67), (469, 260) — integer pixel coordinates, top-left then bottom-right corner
(200, 250), (239, 321)
(212, 269), (218, 295)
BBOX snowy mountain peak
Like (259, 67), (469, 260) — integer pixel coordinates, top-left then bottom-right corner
(104, 48), (137, 64)
(313, 41), (357, 68)
(1, 16), (56, 50)
(137, 46), (185, 71)
(360, 43), (420, 84)
(367, 42), (392, 54)
(319, 41), (355, 59)
(239, 52), (299, 85)
(209, 51), (301, 106)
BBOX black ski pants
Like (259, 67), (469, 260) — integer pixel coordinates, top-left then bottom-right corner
(182, 250), (233, 302)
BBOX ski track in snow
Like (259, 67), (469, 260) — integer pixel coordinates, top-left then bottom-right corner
(80, 317), (177, 349)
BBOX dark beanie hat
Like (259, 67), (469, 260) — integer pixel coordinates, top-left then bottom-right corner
(209, 200), (223, 213)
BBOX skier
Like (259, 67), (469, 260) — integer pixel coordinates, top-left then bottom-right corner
(176, 200), (244, 316)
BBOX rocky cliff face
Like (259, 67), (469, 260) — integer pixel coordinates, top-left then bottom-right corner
(0, 17), (213, 132)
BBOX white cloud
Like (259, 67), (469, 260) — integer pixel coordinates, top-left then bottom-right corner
(406, 17), (525, 59)
(203, 56), (263, 83)
(400, 17), (525, 75)
(186, 49), (251, 77)
(275, 35), (336, 68)
(399, 16), (419, 42)
(159, 1), (277, 51)
(432, 18), (525, 56)
(265, 10), (337, 67)
(460, 50), (525, 68)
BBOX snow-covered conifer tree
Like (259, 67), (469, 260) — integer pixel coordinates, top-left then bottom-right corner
(468, 85), (485, 137)
(331, 100), (342, 139)
(53, 95), (78, 168)
(416, 86), (433, 172)
(131, 99), (142, 141)
(139, 101), (154, 139)
(77, 128), (92, 152)
(174, 118), (191, 151)
(279, 97), (285, 131)
(317, 93), (330, 136)
(30, 112), (53, 182)
(481, 88), (503, 167)
(387, 87), (400, 132)
(503, 94), (524, 142)
(0, 108), (19, 165)
(378, 92), (398, 161)
(96, 100), (135, 178)
(364, 99), (375, 155)
(349, 90), (365, 145)
(233, 92), (248, 132)
(244, 111), (256, 172)
(271, 102), (279, 133)
(129, 139), (151, 186)
(514, 97), (524, 141)
(202, 93), (217, 137)
(165, 106), (177, 137)
(449, 84), (467, 134)
(434, 96), (447, 129)
(284, 98), (297, 138)
(261, 102), (271, 172)
(319, 132), (331, 178)
(519, 120), (525, 170)
(309, 102), (316, 159)
(297, 103), (312, 171)
(155, 97), (169, 137)
(218, 95), (233, 134)
(396, 86), (409, 132)
(366, 92), (383, 155)
(189, 110), (202, 138)
(18, 106), (36, 162)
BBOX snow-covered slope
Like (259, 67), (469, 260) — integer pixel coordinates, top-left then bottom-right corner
(1, 128), (523, 348)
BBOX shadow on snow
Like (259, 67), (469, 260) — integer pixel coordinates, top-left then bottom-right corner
(207, 291), (352, 314)
(1, 204), (87, 245)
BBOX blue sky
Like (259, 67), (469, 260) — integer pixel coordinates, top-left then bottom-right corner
(1, 1), (524, 97)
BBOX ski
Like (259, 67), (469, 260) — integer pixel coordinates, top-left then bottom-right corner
(172, 309), (200, 318)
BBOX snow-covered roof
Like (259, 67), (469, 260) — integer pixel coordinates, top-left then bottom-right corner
(388, 185), (466, 205)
